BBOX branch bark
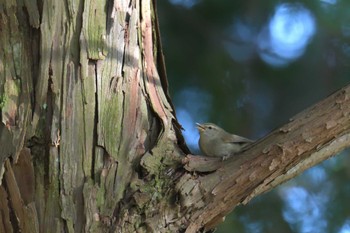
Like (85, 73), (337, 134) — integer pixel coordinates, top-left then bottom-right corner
(180, 85), (350, 232)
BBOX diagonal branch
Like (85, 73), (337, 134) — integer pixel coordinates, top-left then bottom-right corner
(179, 84), (350, 232)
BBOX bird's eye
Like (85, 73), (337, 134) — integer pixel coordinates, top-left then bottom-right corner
(208, 126), (212, 129)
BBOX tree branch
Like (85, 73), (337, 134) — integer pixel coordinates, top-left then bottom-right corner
(179, 84), (350, 232)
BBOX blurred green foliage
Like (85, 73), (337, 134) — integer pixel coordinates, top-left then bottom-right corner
(158, 0), (350, 233)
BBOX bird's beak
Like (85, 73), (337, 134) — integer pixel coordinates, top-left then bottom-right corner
(196, 123), (205, 132)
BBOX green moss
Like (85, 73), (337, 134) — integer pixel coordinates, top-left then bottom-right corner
(0, 94), (8, 109)
(96, 185), (105, 207)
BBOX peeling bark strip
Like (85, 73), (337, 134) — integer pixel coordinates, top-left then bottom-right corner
(181, 85), (350, 232)
(4, 151), (38, 233)
(141, 0), (169, 125)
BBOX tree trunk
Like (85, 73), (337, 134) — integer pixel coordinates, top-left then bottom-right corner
(0, 0), (349, 233)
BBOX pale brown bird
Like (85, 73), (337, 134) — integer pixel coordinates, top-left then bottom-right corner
(196, 123), (253, 158)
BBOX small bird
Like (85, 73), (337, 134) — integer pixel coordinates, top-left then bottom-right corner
(196, 123), (253, 158)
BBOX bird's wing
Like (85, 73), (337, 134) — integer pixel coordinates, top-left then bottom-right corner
(223, 134), (253, 144)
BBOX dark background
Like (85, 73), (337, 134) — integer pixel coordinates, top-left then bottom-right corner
(157, 1), (350, 232)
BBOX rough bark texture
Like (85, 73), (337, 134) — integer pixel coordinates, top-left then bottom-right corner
(1, 0), (185, 232)
(181, 85), (350, 232)
(0, 0), (350, 233)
